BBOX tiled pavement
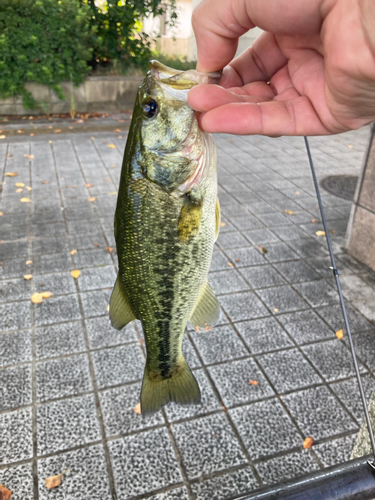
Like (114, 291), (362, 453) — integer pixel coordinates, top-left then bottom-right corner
(1, 126), (375, 500)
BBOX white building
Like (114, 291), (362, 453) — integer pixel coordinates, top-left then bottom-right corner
(143, 0), (262, 61)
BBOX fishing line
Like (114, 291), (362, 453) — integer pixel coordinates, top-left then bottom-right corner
(304, 136), (375, 468)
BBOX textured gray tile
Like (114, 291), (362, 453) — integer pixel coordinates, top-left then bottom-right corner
(314, 434), (357, 467)
(0, 365), (32, 411)
(147, 488), (190, 500)
(294, 280), (337, 307)
(165, 369), (221, 421)
(78, 266), (116, 291)
(243, 228), (280, 245)
(258, 349), (322, 393)
(37, 394), (101, 455)
(225, 247), (265, 267)
(0, 278), (32, 303)
(209, 358), (274, 407)
(291, 238), (328, 258)
(33, 236), (69, 255)
(0, 240), (30, 260)
(86, 316), (137, 349)
(0, 463), (34, 500)
(240, 265), (286, 288)
(81, 289), (112, 318)
(282, 386), (357, 439)
(35, 321), (86, 359)
(33, 272), (76, 296)
(34, 294), (81, 326)
(349, 330), (375, 371)
(38, 445), (111, 500)
(236, 317), (293, 354)
(172, 412), (247, 478)
(0, 408), (33, 463)
(36, 354), (93, 402)
(191, 466), (259, 500)
(0, 258), (31, 280)
(100, 381), (164, 436)
(109, 428), (182, 497)
(256, 449), (319, 486)
(0, 330), (32, 367)
(190, 325), (248, 365)
(182, 334), (201, 369)
(209, 270), (250, 295)
(217, 231), (250, 249)
(263, 242), (299, 263)
(272, 225), (310, 241)
(330, 374), (375, 423)
(277, 261), (321, 283)
(72, 248), (113, 269)
(219, 291), (269, 322)
(0, 301), (31, 332)
(210, 249), (233, 271)
(229, 215), (264, 231)
(92, 343), (144, 389)
(230, 399), (302, 460)
(257, 285), (309, 314)
(317, 304), (374, 333)
(278, 310), (334, 344)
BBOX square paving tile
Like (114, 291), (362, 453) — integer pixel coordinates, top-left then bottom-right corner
(0, 463), (34, 500)
(85, 316), (137, 349)
(317, 304), (374, 333)
(0, 278), (32, 303)
(278, 310), (334, 344)
(230, 398), (302, 460)
(219, 291), (269, 322)
(349, 330), (375, 371)
(109, 428), (182, 497)
(210, 250), (233, 271)
(33, 252), (73, 274)
(78, 266), (116, 292)
(38, 445), (111, 500)
(209, 270), (250, 295)
(0, 301), (31, 332)
(243, 228), (280, 245)
(330, 374), (375, 423)
(314, 434), (357, 467)
(229, 215), (264, 231)
(33, 272), (76, 296)
(236, 317), (293, 354)
(257, 285), (309, 314)
(0, 408), (33, 463)
(0, 365), (32, 411)
(0, 330), (32, 367)
(217, 231), (249, 249)
(282, 386), (357, 439)
(92, 343), (144, 389)
(294, 280), (337, 307)
(172, 412), (247, 478)
(72, 248), (113, 268)
(190, 324), (248, 365)
(263, 242), (300, 263)
(277, 261), (321, 283)
(37, 394), (101, 455)
(0, 258), (31, 280)
(258, 349), (322, 393)
(147, 488), (190, 500)
(291, 238), (328, 258)
(240, 265), (286, 289)
(209, 358), (274, 407)
(35, 321), (86, 359)
(225, 247), (265, 267)
(34, 294), (81, 327)
(80, 289), (112, 318)
(36, 353), (93, 402)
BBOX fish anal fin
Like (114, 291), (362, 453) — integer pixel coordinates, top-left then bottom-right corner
(109, 275), (136, 330)
(189, 281), (221, 332)
(140, 356), (200, 414)
(215, 197), (221, 241)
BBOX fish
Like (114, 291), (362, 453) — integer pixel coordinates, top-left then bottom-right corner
(109, 60), (221, 414)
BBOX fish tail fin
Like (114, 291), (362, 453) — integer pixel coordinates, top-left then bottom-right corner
(140, 357), (200, 415)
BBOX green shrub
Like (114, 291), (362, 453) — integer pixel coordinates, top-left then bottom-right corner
(0, 0), (95, 109)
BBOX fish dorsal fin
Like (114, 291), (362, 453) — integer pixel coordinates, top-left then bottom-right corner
(215, 197), (221, 242)
(109, 275), (136, 330)
(189, 281), (221, 332)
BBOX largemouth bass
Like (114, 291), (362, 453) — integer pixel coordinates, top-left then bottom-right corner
(110, 60), (221, 414)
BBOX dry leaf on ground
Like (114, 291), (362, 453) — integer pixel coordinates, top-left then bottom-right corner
(23, 274), (33, 280)
(16, 188), (23, 193)
(113, 128), (122, 133)
(274, 308), (279, 313)
(85, 183), (93, 188)
(347, 145), (353, 148)
(220, 222), (226, 227)
(284, 210), (296, 215)
(295, 191), (300, 195)
(0, 484), (12, 500)
(5, 172), (17, 177)
(87, 197), (96, 202)
(45, 469), (69, 490)
(54, 129), (62, 133)
(310, 219), (319, 223)
(0, 212), (3, 216)
(20, 198), (31, 203)
(108, 192), (117, 195)
(23, 154), (34, 159)
(15, 182), (25, 187)
(31, 292), (43, 304)
(0, 135), (6, 139)
(70, 249), (77, 255)
(93, 243), (100, 247)
(133, 403), (141, 414)
(26, 260), (32, 265)
(249, 380), (258, 385)
(118, 119), (125, 122)
(71, 270), (81, 279)
(303, 437), (314, 449)
(316, 231), (326, 236)
(336, 329), (344, 339)
(41, 181), (49, 184)
(105, 247), (113, 254)
(258, 245), (268, 254)
(107, 144), (116, 148)
(41, 291), (53, 299)
(26, 186), (32, 191)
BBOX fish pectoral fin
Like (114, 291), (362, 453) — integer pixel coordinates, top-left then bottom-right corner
(109, 276), (136, 330)
(178, 196), (203, 242)
(189, 281), (221, 332)
(215, 197), (221, 242)
(140, 357), (200, 414)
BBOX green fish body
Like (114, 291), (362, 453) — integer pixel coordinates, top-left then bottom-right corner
(110, 61), (221, 414)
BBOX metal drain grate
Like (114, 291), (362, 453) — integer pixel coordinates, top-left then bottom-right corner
(320, 175), (358, 201)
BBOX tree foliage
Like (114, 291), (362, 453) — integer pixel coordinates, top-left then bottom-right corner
(0, 0), (95, 109)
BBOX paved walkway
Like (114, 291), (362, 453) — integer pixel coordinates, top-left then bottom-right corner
(1, 125), (375, 500)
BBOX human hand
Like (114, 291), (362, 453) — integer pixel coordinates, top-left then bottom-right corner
(188, 0), (375, 136)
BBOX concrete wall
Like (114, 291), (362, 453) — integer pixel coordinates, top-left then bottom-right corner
(0, 76), (144, 116)
(346, 124), (375, 271)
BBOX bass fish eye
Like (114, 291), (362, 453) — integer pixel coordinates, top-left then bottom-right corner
(142, 99), (158, 118)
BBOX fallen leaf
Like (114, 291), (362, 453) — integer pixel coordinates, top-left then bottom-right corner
(85, 183), (93, 188)
(235, 258), (240, 262)
(105, 246), (113, 254)
(0, 212), (3, 216)
(48, 140), (52, 143)
(347, 144), (353, 149)
(20, 197), (31, 202)
(336, 329), (344, 339)
(113, 128), (122, 133)
(107, 304), (110, 312)
(23, 274), (33, 280)
(284, 210), (296, 215)
(15, 182), (25, 187)
(31, 292), (43, 304)
(107, 144), (116, 148)
(17, 129), (23, 133)
(16, 188), (23, 193)
(71, 270), (81, 279)
(26, 260), (32, 265)
(310, 219), (319, 224)
(227, 262), (234, 267)
(90, 136), (95, 140)
(329, 229), (335, 234)
(0, 135), (6, 139)
(70, 249), (77, 255)
(133, 403), (141, 414)
(303, 437), (314, 449)
(258, 245), (268, 254)
(23, 154), (34, 159)
(41, 291), (53, 299)
(30, 133), (34, 136)
(220, 222), (226, 227)
(222, 406), (226, 411)
(118, 119), (125, 122)
(5, 172), (17, 177)
(41, 181), (49, 184)
(0, 484), (12, 500)
(295, 191), (300, 195)
(108, 192), (117, 195)
(249, 380), (258, 385)
(6, 154), (12, 157)
(118, 135), (122, 139)
(45, 470), (69, 490)
(274, 308), (279, 313)
(316, 230), (326, 236)
(87, 197), (96, 202)
(111, 164), (117, 168)
(93, 243), (100, 247)
(26, 186), (32, 191)
(54, 129), (62, 133)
